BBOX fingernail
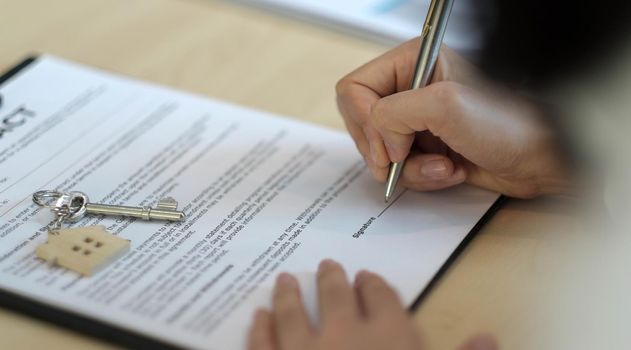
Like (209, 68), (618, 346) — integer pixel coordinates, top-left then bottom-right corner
(421, 160), (448, 179)
(383, 140), (397, 162)
(318, 259), (337, 273)
(369, 142), (378, 165)
(369, 165), (382, 182)
(462, 334), (498, 350)
(254, 308), (267, 320)
(277, 272), (296, 287)
(354, 270), (372, 285)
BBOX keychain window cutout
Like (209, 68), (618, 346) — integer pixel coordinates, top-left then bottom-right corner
(37, 225), (130, 276)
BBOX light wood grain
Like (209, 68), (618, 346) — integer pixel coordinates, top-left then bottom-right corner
(0, 0), (588, 349)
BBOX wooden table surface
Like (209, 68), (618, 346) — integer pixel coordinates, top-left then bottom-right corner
(0, 0), (589, 349)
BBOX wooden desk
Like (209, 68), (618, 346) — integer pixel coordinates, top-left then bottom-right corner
(0, 0), (586, 349)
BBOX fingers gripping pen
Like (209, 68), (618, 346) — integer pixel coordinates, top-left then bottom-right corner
(384, 0), (454, 202)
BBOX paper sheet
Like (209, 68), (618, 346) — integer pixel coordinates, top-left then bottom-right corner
(236, 0), (484, 53)
(0, 56), (498, 349)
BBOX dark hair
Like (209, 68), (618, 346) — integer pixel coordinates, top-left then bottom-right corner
(478, 0), (631, 87)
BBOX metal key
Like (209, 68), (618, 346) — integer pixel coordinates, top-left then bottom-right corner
(33, 190), (186, 222)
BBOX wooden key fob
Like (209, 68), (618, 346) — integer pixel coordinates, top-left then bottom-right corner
(37, 225), (130, 276)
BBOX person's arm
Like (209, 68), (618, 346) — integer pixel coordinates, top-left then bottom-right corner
(336, 40), (572, 198)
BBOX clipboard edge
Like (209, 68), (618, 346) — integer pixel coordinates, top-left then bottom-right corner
(409, 195), (508, 311)
(0, 55), (506, 348)
(0, 55), (183, 350)
(0, 56), (39, 87)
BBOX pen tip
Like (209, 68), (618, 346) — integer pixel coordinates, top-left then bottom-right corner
(384, 196), (391, 204)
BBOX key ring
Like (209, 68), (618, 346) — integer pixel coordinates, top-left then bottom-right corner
(32, 190), (65, 208)
(33, 190), (89, 222)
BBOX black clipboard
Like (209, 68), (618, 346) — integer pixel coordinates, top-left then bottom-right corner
(0, 56), (507, 350)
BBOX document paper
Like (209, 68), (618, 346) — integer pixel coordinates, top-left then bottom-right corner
(0, 56), (498, 349)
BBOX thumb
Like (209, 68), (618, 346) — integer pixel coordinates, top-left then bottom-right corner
(399, 153), (467, 192)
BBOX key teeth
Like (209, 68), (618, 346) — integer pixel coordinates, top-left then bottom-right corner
(156, 197), (178, 211)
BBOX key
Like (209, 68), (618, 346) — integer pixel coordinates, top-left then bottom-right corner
(33, 190), (186, 222)
(31, 190), (184, 276)
(85, 197), (185, 221)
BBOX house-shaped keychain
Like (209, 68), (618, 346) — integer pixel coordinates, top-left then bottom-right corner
(37, 225), (130, 276)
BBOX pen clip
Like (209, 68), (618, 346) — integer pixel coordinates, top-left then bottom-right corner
(421, 24), (432, 39)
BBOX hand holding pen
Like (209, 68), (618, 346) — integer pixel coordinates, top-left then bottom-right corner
(383, 0), (454, 202)
(335, 41), (573, 198)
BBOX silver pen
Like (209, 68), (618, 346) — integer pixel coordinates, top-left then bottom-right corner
(384, 0), (455, 202)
